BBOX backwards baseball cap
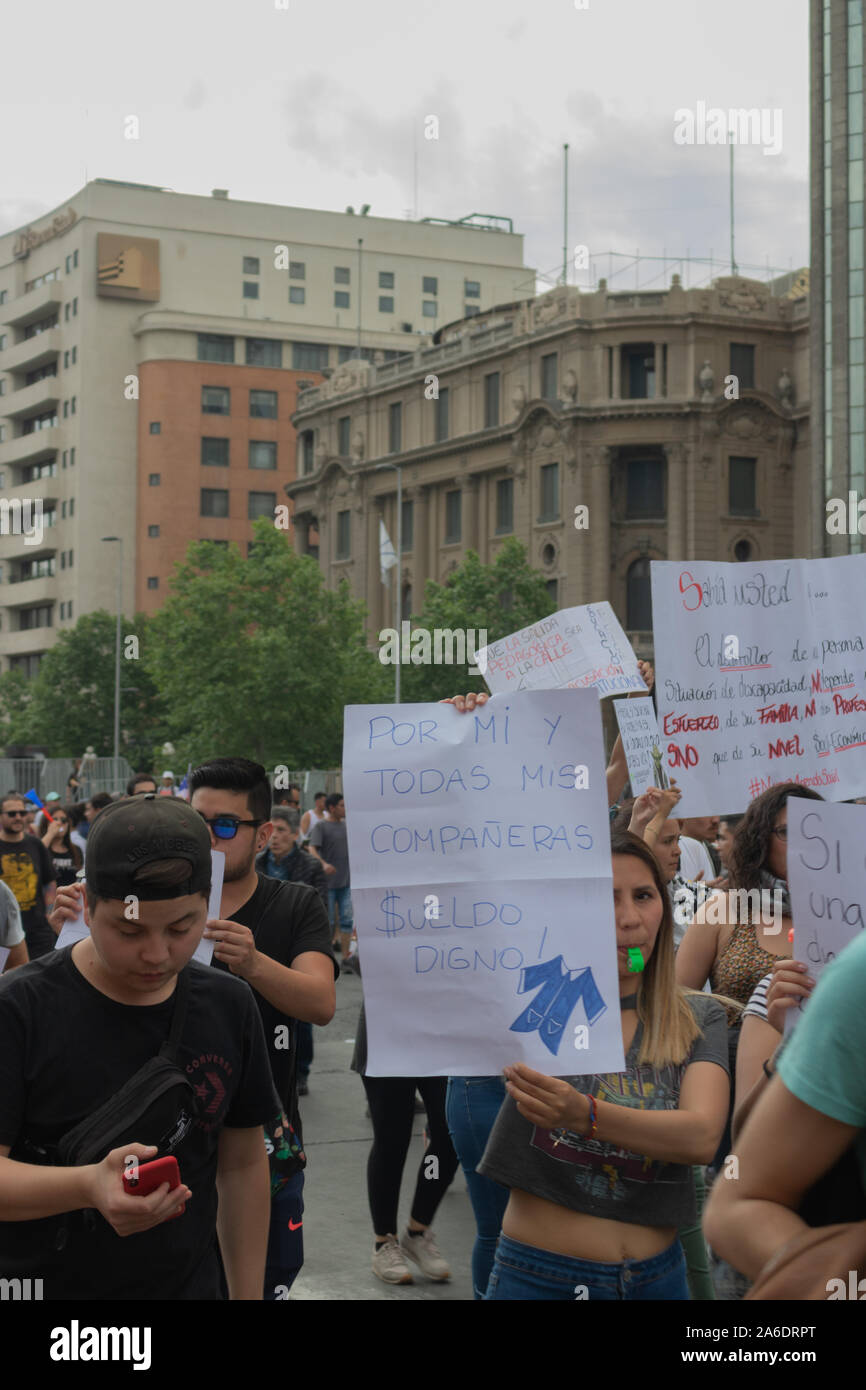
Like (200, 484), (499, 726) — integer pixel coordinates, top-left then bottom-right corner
(85, 794), (212, 902)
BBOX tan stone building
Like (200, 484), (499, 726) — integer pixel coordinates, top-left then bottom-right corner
(0, 181), (532, 671)
(287, 273), (811, 658)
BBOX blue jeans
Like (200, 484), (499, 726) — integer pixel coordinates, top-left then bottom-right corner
(446, 1076), (509, 1300)
(486, 1233), (690, 1301)
(328, 885), (353, 932)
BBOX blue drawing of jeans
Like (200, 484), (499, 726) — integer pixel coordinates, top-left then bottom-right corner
(509, 956), (606, 1056)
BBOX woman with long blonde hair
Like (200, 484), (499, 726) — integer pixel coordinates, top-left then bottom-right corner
(478, 829), (730, 1300)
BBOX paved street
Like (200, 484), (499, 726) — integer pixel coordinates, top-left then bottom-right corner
(291, 973), (477, 1301)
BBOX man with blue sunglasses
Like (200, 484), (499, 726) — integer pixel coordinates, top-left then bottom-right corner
(189, 758), (338, 1298)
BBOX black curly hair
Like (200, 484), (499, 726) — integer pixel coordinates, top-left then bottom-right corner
(728, 782), (824, 891)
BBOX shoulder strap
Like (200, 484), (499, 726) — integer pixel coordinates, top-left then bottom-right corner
(159, 966), (190, 1062)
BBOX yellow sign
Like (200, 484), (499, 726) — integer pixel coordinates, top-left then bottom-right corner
(96, 234), (160, 302)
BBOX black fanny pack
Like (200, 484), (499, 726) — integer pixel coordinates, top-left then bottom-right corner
(23, 968), (200, 1170)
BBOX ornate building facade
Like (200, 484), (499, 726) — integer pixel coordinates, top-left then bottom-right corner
(287, 273), (810, 658)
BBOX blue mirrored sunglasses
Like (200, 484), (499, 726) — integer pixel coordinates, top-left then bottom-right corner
(196, 814), (265, 841)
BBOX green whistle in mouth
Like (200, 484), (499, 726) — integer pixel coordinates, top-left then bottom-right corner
(627, 948), (644, 972)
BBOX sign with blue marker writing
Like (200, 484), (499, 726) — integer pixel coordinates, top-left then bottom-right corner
(476, 602), (647, 698)
(343, 690), (625, 1076)
(613, 697), (668, 796)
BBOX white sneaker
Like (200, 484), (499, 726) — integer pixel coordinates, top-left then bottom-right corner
(372, 1235), (414, 1284)
(399, 1227), (451, 1281)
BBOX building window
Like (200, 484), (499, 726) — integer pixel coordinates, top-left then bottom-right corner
(60, 552), (66, 569)
(337, 416), (351, 455)
(148, 524), (160, 537)
(63, 401), (68, 418)
(19, 605), (53, 630)
(68, 548), (73, 566)
(61, 501), (67, 519)
(26, 314), (59, 339)
(248, 490), (276, 519)
(71, 346), (77, 364)
(734, 538), (753, 562)
(496, 477), (513, 534)
(422, 300), (438, 318)
(423, 276), (438, 295)
(379, 271), (394, 289)
(63, 350), (69, 369)
(202, 386), (230, 415)
(729, 343), (755, 390)
(389, 401), (402, 454)
(621, 343), (656, 399)
(246, 338), (282, 368)
(539, 462), (560, 521)
(435, 387), (449, 442)
(292, 342), (328, 371)
(300, 430), (315, 473)
(464, 305), (480, 317)
(541, 353), (558, 401)
(625, 457), (665, 518)
(729, 456), (758, 515)
(243, 282), (259, 299)
(201, 488), (230, 517)
(72, 298), (77, 315)
(201, 437), (230, 467)
(289, 287), (306, 304)
(546, 578), (558, 605)
(484, 372), (500, 428)
(249, 440), (277, 470)
(149, 421), (161, 434)
(147, 577), (159, 590)
(626, 558), (652, 630)
(379, 296), (394, 313)
(401, 499), (414, 553)
(70, 447), (75, 467)
(69, 497), (74, 516)
(334, 267), (350, 284)
(249, 389), (277, 419)
(334, 291), (350, 309)
(336, 509), (351, 559)
(0, 334), (5, 349)
(290, 261), (305, 279)
(464, 280), (481, 298)
(444, 489), (461, 543)
(243, 256), (260, 275)
(338, 346), (374, 363)
(198, 333), (235, 363)
(149, 473), (161, 486)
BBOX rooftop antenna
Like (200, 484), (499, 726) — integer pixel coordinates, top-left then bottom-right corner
(561, 143), (569, 287)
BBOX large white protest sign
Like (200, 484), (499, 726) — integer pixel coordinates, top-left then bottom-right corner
(651, 555), (866, 814)
(477, 602), (647, 698)
(786, 798), (866, 1034)
(343, 690), (625, 1077)
(613, 697), (668, 795)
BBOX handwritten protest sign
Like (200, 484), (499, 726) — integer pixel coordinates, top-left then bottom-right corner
(651, 556), (866, 814)
(343, 690), (625, 1076)
(786, 798), (866, 1034)
(477, 602), (647, 698)
(613, 697), (668, 795)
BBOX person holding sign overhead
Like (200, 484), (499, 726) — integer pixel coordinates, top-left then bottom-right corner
(476, 829), (729, 1300)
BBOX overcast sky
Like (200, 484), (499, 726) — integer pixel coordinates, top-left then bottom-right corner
(2, 0), (808, 292)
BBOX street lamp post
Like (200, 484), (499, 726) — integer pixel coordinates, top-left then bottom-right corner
(374, 462), (402, 703)
(100, 536), (123, 763)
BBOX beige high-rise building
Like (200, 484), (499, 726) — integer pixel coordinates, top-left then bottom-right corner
(0, 180), (532, 673)
(287, 273), (810, 657)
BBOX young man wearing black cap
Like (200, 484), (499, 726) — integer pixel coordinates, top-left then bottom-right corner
(0, 795), (280, 1300)
(189, 757), (337, 1298)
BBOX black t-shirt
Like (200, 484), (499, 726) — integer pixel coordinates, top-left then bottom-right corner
(220, 873), (337, 1147)
(0, 950), (279, 1300)
(49, 842), (82, 888)
(0, 834), (54, 958)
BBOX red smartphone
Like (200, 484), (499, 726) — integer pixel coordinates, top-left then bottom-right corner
(122, 1156), (185, 1219)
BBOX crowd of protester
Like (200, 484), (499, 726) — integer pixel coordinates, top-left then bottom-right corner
(0, 673), (863, 1303)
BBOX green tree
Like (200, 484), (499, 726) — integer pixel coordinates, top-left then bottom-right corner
(147, 521), (389, 769)
(0, 667), (35, 750)
(14, 611), (165, 759)
(397, 537), (556, 702)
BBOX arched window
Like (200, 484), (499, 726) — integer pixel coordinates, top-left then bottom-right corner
(734, 538), (752, 562)
(626, 557), (652, 631)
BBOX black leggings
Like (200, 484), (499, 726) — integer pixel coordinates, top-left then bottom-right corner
(361, 1075), (460, 1236)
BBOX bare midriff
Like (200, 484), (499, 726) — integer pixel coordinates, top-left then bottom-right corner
(503, 1188), (677, 1263)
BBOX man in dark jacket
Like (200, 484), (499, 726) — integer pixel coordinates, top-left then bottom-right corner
(255, 808), (328, 1098)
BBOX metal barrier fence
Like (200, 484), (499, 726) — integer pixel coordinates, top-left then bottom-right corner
(0, 757), (133, 803)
